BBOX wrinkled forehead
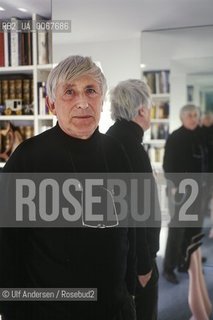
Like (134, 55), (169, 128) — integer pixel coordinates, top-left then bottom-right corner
(58, 74), (102, 91)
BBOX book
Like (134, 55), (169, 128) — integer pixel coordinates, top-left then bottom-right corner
(1, 80), (9, 106)
(144, 72), (156, 94)
(30, 79), (34, 104)
(150, 123), (169, 140)
(143, 70), (170, 94)
(20, 33), (27, 65)
(160, 71), (170, 94)
(0, 80), (2, 105)
(22, 79), (31, 105)
(3, 31), (9, 67)
(152, 99), (170, 119)
(8, 80), (16, 99)
(38, 81), (47, 114)
(48, 32), (52, 64)
(0, 32), (5, 67)
(37, 32), (49, 65)
(10, 17), (21, 67)
(15, 79), (23, 100)
(27, 32), (33, 65)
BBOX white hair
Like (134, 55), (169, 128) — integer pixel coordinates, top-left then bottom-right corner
(180, 104), (201, 120)
(46, 55), (107, 101)
(110, 79), (152, 121)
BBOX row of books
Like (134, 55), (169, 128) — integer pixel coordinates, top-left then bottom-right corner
(151, 100), (170, 119)
(143, 70), (170, 94)
(0, 22), (33, 67)
(0, 79), (53, 116)
(150, 123), (169, 140)
(0, 17), (52, 67)
(0, 76), (34, 114)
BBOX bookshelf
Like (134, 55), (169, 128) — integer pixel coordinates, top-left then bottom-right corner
(142, 70), (170, 166)
(0, 14), (55, 167)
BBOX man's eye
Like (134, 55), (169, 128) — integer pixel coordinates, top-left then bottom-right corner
(65, 89), (74, 95)
(86, 88), (96, 95)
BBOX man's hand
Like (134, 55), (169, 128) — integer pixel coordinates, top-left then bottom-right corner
(138, 269), (152, 287)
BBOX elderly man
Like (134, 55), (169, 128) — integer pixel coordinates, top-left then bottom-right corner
(107, 79), (161, 320)
(162, 104), (208, 284)
(0, 56), (135, 320)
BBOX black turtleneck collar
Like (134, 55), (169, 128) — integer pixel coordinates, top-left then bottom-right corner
(109, 119), (144, 144)
(53, 122), (100, 152)
(180, 125), (201, 136)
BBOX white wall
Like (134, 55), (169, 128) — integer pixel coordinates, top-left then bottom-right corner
(52, 37), (141, 89)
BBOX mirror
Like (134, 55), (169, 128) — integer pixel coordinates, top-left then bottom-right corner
(141, 26), (213, 320)
(141, 26), (213, 131)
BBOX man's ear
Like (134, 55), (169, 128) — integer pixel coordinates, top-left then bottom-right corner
(46, 96), (56, 115)
(138, 106), (145, 117)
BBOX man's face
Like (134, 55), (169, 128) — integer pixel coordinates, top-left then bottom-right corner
(181, 111), (199, 130)
(47, 75), (103, 139)
(202, 115), (213, 127)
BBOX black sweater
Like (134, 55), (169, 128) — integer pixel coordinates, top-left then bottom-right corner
(107, 120), (161, 275)
(0, 123), (133, 320)
(201, 125), (213, 173)
(163, 125), (208, 174)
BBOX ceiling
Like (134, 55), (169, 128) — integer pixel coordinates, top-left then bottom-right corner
(0, 0), (213, 43)
(0, 0), (51, 19)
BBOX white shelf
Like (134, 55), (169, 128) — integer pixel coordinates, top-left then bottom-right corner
(37, 64), (54, 70)
(151, 119), (169, 123)
(0, 115), (34, 121)
(152, 93), (170, 99)
(37, 114), (56, 120)
(0, 65), (35, 74)
(144, 139), (166, 144)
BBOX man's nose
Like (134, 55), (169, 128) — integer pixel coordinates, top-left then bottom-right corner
(75, 93), (89, 109)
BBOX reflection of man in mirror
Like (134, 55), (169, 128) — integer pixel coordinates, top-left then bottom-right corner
(107, 79), (161, 320)
(163, 104), (209, 284)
